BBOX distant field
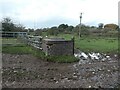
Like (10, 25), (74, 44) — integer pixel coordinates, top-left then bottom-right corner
(2, 38), (23, 45)
(2, 38), (31, 54)
(50, 34), (118, 53)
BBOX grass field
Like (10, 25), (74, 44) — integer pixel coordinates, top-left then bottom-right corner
(49, 34), (118, 53)
(2, 38), (32, 54)
(75, 37), (118, 53)
(2, 38), (23, 45)
(2, 35), (118, 54)
(1, 35), (118, 63)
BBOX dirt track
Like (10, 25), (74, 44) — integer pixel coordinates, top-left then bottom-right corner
(2, 53), (119, 88)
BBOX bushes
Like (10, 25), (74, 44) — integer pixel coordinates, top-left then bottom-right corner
(104, 24), (119, 30)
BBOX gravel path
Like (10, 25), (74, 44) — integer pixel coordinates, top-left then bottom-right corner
(2, 53), (119, 88)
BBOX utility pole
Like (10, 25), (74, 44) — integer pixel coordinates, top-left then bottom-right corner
(79, 13), (82, 39)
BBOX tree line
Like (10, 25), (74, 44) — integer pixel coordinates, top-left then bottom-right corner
(1, 17), (119, 37)
(1, 17), (27, 32)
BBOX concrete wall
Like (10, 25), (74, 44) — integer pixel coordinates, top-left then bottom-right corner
(42, 38), (74, 56)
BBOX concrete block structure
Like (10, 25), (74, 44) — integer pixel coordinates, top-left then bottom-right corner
(42, 38), (74, 56)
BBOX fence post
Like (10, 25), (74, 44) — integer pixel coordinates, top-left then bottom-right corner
(71, 37), (74, 55)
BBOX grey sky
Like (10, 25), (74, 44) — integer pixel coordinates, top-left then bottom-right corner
(0, 0), (119, 29)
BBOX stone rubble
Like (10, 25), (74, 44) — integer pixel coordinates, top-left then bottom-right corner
(73, 51), (118, 88)
(74, 51), (118, 64)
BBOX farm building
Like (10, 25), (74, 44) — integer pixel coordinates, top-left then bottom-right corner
(42, 38), (74, 56)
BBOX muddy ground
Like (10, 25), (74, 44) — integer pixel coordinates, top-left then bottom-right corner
(2, 53), (119, 88)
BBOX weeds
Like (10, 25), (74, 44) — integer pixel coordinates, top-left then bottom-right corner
(46, 55), (79, 63)
(51, 34), (118, 53)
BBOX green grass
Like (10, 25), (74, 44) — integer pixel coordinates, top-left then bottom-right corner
(49, 34), (118, 53)
(75, 37), (118, 53)
(2, 43), (46, 59)
(2, 38), (33, 54)
(2, 38), (24, 45)
(46, 55), (79, 63)
(2, 45), (33, 54)
(2, 38), (77, 63)
(31, 48), (46, 60)
(2, 45), (77, 63)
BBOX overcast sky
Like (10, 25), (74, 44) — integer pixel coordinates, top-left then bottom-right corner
(0, 0), (119, 29)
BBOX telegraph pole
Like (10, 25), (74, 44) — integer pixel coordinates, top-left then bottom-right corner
(79, 13), (82, 39)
